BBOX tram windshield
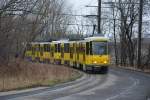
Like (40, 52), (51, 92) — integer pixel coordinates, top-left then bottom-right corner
(92, 42), (107, 55)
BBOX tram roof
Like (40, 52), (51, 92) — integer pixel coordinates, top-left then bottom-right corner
(39, 42), (51, 44)
(52, 40), (69, 43)
(84, 36), (109, 42)
(30, 42), (40, 44)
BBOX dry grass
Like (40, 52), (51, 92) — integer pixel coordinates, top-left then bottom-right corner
(0, 59), (80, 92)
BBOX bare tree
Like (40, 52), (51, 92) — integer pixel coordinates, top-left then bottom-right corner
(0, 0), (71, 65)
(108, 0), (150, 68)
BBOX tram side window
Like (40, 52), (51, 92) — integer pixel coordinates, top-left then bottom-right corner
(47, 45), (50, 52)
(44, 44), (47, 51)
(44, 44), (50, 52)
(79, 43), (82, 54)
(32, 46), (35, 55)
(70, 45), (74, 58)
(64, 43), (69, 53)
(90, 42), (92, 55)
(51, 45), (54, 57)
(58, 43), (61, 52)
(51, 45), (54, 52)
(86, 42), (90, 55)
(40, 46), (43, 56)
(76, 44), (79, 55)
(76, 45), (78, 53)
(55, 44), (57, 52)
(36, 45), (40, 51)
(61, 45), (64, 58)
(80, 43), (85, 54)
(35, 45), (37, 51)
(76, 44), (79, 59)
(73, 43), (76, 53)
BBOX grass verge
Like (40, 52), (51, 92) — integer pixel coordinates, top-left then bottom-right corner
(0, 59), (82, 92)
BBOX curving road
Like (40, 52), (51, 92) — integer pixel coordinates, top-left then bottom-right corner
(0, 67), (150, 100)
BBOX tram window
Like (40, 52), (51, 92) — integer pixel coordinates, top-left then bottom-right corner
(70, 46), (73, 58)
(36, 45), (40, 51)
(86, 42), (89, 55)
(72, 46), (74, 53)
(55, 44), (57, 52)
(70, 47), (73, 53)
(51, 45), (54, 52)
(58, 43), (61, 52)
(76, 45), (79, 54)
(47, 45), (50, 52)
(92, 42), (107, 55)
(44, 44), (47, 51)
(44, 44), (50, 52)
(79, 43), (82, 54)
(73, 43), (76, 53)
(32, 46), (35, 55)
(78, 44), (81, 53)
(40, 46), (43, 56)
(90, 42), (92, 54)
(61, 46), (64, 58)
(64, 43), (69, 53)
(51, 45), (54, 57)
(81, 44), (85, 54)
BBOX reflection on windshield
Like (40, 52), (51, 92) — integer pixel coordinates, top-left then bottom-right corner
(92, 42), (107, 55)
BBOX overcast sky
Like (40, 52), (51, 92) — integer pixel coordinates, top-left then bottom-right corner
(67, 0), (97, 15)
(66, 0), (150, 37)
(65, 0), (108, 36)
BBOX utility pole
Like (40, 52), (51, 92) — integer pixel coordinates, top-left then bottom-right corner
(137, 0), (143, 68)
(98, 0), (101, 34)
(92, 24), (96, 36)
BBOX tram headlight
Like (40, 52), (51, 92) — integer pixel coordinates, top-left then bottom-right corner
(104, 61), (107, 64)
(93, 61), (97, 64)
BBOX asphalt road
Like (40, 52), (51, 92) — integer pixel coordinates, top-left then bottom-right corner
(0, 67), (150, 100)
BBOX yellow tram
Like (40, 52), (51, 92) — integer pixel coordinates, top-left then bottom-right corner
(25, 36), (110, 73)
(77, 37), (110, 72)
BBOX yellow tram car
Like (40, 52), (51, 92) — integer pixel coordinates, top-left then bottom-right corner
(25, 36), (110, 73)
(76, 37), (110, 72)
